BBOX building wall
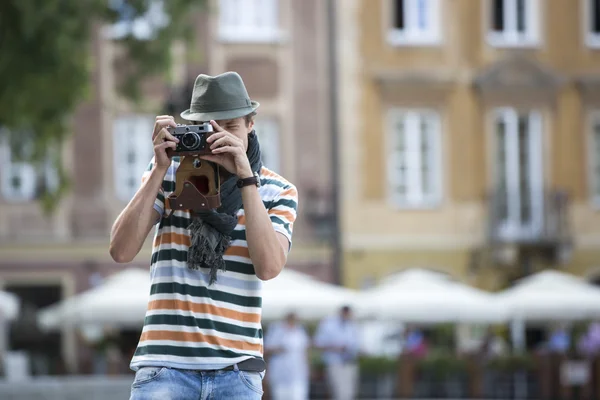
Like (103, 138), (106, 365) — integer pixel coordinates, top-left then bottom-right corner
(339, 0), (600, 289)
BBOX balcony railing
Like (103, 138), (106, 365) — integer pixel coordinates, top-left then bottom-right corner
(486, 188), (571, 249)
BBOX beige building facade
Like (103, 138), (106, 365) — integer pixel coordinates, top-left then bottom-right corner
(0, 0), (333, 373)
(337, 0), (600, 290)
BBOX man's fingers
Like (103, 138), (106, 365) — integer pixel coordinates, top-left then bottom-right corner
(211, 145), (240, 155)
(155, 141), (177, 151)
(210, 120), (224, 132)
(209, 135), (240, 149)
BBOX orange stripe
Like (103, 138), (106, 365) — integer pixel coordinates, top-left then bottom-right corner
(225, 245), (250, 258)
(154, 232), (191, 247)
(141, 330), (263, 353)
(148, 299), (261, 324)
(268, 209), (294, 221)
(237, 215), (246, 226)
(277, 187), (297, 198)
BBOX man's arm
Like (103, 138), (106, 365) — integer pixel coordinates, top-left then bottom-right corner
(109, 115), (178, 263)
(241, 184), (292, 281)
(109, 165), (167, 263)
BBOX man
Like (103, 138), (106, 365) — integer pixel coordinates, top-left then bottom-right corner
(314, 306), (361, 400)
(264, 312), (311, 400)
(109, 71), (298, 399)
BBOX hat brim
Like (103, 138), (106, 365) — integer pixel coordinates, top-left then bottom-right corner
(180, 101), (260, 122)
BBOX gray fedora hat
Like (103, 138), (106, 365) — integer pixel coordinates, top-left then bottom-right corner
(180, 71), (260, 122)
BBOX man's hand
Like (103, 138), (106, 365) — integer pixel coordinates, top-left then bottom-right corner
(200, 120), (253, 178)
(152, 115), (179, 169)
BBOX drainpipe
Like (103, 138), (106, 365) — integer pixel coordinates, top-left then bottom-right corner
(326, 0), (342, 285)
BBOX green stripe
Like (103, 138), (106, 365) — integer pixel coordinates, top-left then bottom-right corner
(270, 198), (297, 210)
(134, 344), (261, 359)
(159, 214), (191, 229)
(144, 314), (262, 338)
(162, 180), (175, 192)
(150, 250), (256, 275)
(259, 178), (288, 189)
(270, 216), (291, 235)
(230, 229), (246, 241)
(151, 282), (261, 307)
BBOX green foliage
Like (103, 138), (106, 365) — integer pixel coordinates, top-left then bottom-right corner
(0, 0), (207, 213)
(416, 350), (468, 379)
(358, 355), (398, 375)
(486, 353), (535, 372)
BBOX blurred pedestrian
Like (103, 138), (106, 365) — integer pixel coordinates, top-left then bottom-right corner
(314, 305), (361, 400)
(264, 312), (310, 400)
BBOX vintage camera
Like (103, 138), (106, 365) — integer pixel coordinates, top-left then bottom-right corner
(166, 123), (214, 156)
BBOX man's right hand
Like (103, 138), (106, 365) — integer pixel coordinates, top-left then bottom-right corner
(152, 115), (179, 168)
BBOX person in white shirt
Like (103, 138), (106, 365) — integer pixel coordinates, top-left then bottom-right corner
(264, 312), (311, 400)
(314, 306), (361, 400)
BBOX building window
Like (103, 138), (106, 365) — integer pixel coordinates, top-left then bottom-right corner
(589, 113), (600, 206)
(254, 118), (280, 173)
(488, 0), (539, 47)
(586, 0), (600, 47)
(113, 115), (154, 202)
(493, 108), (544, 238)
(388, 0), (441, 45)
(218, 0), (280, 43)
(104, 0), (169, 40)
(0, 133), (58, 202)
(387, 109), (442, 208)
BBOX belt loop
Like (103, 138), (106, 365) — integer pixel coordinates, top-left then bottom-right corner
(233, 363), (239, 372)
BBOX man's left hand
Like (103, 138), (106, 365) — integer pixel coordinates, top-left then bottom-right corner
(200, 120), (253, 178)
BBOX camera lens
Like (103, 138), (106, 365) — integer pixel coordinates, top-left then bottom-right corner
(181, 132), (201, 150)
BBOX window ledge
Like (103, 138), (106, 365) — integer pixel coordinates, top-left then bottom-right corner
(217, 30), (287, 45)
(585, 34), (600, 49)
(486, 33), (540, 49)
(387, 31), (441, 47)
(388, 199), (444, 211)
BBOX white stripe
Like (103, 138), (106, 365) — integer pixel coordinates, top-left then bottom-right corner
(222, 254), (252, 264)
(131, 354), (260, 367)
(137, 340), (263, 353)
(156, 226), (190, 236)
(142, 325), (262, 344)
(148, 292), (262, 314)
(142, 323), (262, 338)
(152, 275), (260, 297)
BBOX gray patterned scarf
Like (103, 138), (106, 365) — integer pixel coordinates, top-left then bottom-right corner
(186, 131), (262, 285)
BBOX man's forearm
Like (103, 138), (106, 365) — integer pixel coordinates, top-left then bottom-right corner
(109, 165), (167, 263)
(241, 185), (286, 281)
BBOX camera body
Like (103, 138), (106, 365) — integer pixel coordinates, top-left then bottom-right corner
(166, 123), (214, 156)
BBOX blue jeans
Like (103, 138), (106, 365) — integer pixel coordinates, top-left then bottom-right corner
(129, 364), (265, 400)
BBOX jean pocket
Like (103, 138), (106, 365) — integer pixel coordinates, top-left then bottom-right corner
(237, 370), (264, 395)
(132, 366), (167, 387)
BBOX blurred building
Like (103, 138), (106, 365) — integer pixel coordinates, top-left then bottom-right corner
(337, 0), (600, 290)
(0, 0), (333, 373)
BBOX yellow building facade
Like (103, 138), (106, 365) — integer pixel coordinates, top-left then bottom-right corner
(336, 0), (600, 290)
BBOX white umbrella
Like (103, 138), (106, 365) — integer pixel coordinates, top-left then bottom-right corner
(496, 270), (600, 322)
(356, 268), (508, 323)
(37, 268), (151, 330)
(261, 269), (359, 321)
(0, 290), (20, 321)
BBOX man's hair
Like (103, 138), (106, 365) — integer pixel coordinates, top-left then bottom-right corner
(244, 111), (256, 127)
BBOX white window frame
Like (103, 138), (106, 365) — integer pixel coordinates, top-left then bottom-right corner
(112, 115), (155, 203)
(492, 108), (544, 239)
(0, 132), (58, 203)
(386, 108), (443, 209)
(585, 0), (600, 48)
(486, 0), (540, 47)
(254, 117), (281, 173)
(218, 0), (282, 43)
(587, 111), (600, 208)
(387, 0), (441, 46)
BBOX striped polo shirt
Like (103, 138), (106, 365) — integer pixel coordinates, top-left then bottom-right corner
(130, 156), (298, 371)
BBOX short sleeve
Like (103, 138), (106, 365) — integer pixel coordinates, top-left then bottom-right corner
(267, 184), (298, 249)
(140, 156), (166, 219)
